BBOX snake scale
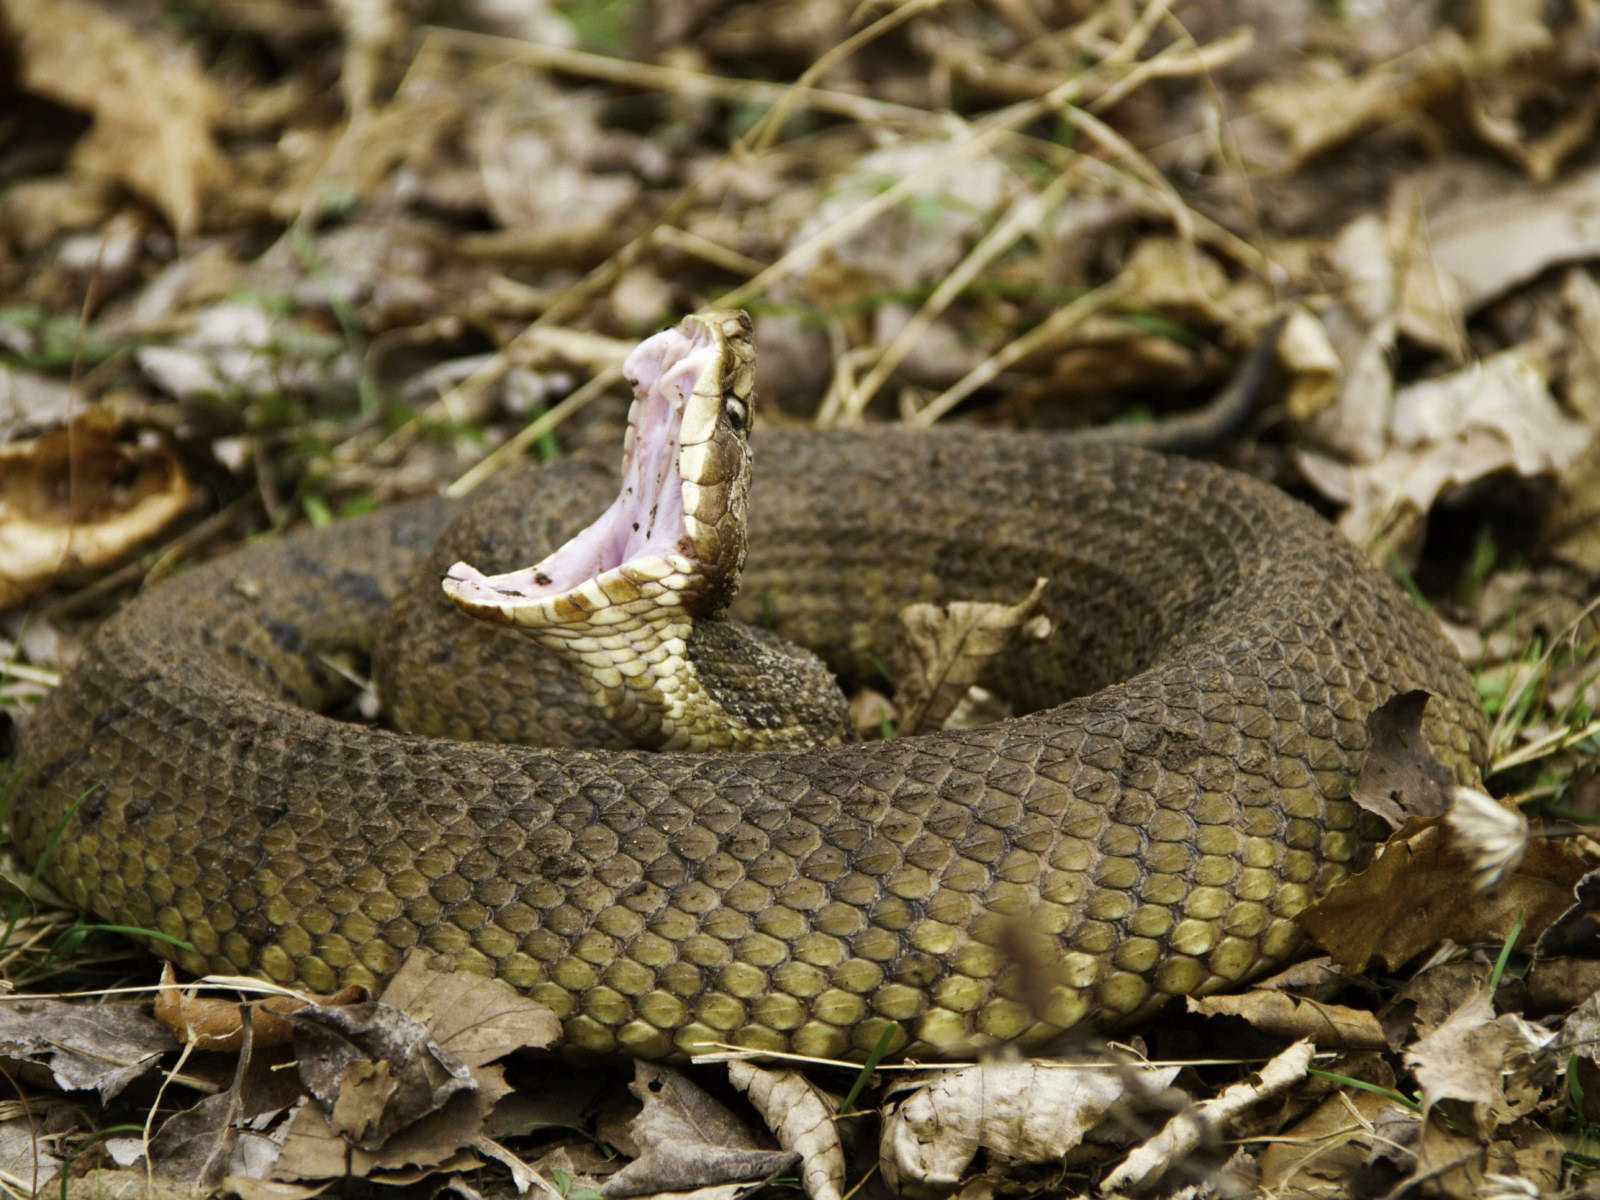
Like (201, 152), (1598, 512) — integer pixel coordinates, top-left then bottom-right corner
(13, 348), (1486, 1061)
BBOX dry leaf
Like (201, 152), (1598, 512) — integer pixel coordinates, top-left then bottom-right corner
(1189, 992), (1387, 1049)
(1240, 33), (1466, 173)
(1299, 823), (1592, 974)
(879, 1057), (1181, 1193)
(1294, 216), (1398, 465)
(1104, 1040), (1315, 1194)
(0, 1116), (62, 1195)
(154, 963), (366, 1052)
(1348, 691), (1456, 829)
(601, 1063), (798, 1198)
(787, 138), (1016, 292)
(272, 952), (557, 1181)
(7, 0), (230, 236)
(1278, 306), (1343, 423)
(1338, 347), (1591, 556)
(291, 1004), (475, 1151)
(372, 950), (560, 1070)
(0, 997), (174, 1100)
(1426, 162), (1600, 310)
(0, 414), (191, 607)
(727, 1062), (844, 1200)
(1403, 990), (1554, 1139)
(1534, 867), (1600, 960)
(0, 363), (77, 440)
(1259, 1086), (1418, 1197)
(893, 577), (1049, 735)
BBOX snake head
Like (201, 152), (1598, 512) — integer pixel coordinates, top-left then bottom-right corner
(441, 309), (757, 629)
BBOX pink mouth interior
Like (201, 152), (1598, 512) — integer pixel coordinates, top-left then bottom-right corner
(444, 322), (719, 605)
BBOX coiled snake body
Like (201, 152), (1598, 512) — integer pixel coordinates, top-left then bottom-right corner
(14, 401), (1485, 1061)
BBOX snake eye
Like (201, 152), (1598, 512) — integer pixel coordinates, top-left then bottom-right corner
(724, 392), (751, 430)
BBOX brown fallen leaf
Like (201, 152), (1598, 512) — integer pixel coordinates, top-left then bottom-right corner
(727, 1062), (845, 1200)
(0, 413), (191, 607)
(1534, 867), (1600, 959)
(1189, 991), (1388, 1050)
(7, 0), (231, 236)
(271, 951), (558, 1182)
(1403, 989), (1554, 1140)
(1258, 1086), (1418, 1198)
(154, 963), (366, 1052)
(1299, 822), (1592, 974)
(893, 577), (1050, 735)
(879, 1056), (1181, 1194)
(601, 1062), (798, 1198)
(0, 996), (175, 1100)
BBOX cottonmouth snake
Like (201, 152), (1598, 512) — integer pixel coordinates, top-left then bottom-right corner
(12, 322), (1486, 1061)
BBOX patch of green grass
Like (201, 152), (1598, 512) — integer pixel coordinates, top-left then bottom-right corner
(0, 305), (131, 371)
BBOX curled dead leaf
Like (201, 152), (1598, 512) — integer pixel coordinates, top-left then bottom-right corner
(1104, 1040), (1315, 1194)
(602, 1062), (797, 1198)
(1403, 990), (1554, 1140)
(1189, 991), (1387, 1050)
(0, 413), (190, 607)
(893, 577), (1049, 736)
(154, 963), (365, 1053)
(271, 951), (557, 1182)
(726, 1062), (844, 1200)
(879, 1056), (1180, 1194)
(1298, 822), (1591, 974)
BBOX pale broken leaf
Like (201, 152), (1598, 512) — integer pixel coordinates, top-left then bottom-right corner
(8, 0), (230, 236)
(879, 1057), (1181, 1193)
(154, 963), (366, 1052)
(1403, 989), (1554, 1140)
(1425, 162), (1600, 311)
(1278, 306), (1343, 423)
(1294, 215), (1398, 466)
(727, 1062), (844, 1200)
(1189, 991), (1387, 1049)
(1103, 1040), (1315, 1194)
(0, 997), (175, 1100)
(1349, 691), (1456, 829)
(0, 415), (191, 607)
(1340, 347), (1591, 557)
(602, 1063), (797, 1198)
(893, 577), (1049, 735)
(0, 1116), (62, 1195)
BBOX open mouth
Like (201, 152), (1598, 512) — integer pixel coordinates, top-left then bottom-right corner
(441, 318), (726, 616)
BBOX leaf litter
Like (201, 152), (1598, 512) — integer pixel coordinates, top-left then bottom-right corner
(4, 0), (1600, 1196)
